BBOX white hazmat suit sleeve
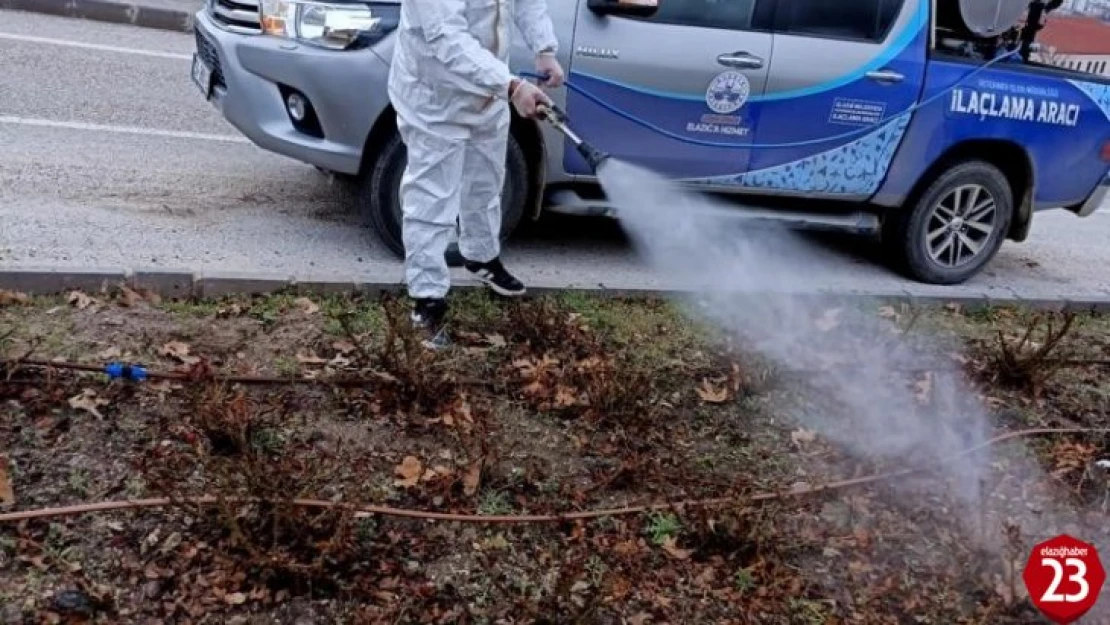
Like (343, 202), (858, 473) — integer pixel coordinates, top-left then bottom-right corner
(513, 0), (559, 54)
(406, 0), (516, 99)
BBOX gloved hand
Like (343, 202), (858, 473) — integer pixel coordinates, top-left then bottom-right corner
(535, 52), (565, 88)
(510, 79), (552, 119)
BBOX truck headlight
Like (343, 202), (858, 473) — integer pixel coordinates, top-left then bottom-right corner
(260, 0), (399, 50)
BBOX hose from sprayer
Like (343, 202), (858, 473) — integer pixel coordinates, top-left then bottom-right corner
(520, 47), (1022, 150)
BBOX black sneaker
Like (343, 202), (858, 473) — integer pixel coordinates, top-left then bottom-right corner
(410, 297), (450, 350)
(464, 256), (526, 297)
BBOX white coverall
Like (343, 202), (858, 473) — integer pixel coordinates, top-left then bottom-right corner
(387, 0), (559, 300)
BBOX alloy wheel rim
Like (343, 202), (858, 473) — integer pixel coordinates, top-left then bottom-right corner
(925, 184), (997, 268)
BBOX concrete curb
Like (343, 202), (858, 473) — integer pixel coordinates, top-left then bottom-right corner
(1, 0), (195, 33)
(2, 267), (1109, 312)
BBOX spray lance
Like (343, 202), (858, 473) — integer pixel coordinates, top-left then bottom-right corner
(536, 101), (611, 173)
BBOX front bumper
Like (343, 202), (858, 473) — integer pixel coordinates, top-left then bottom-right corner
(1073, 173), (1110, 218)
(192, 10), (392, 175)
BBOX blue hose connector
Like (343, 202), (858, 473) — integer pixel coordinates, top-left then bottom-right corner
(105, 362), (148, 382)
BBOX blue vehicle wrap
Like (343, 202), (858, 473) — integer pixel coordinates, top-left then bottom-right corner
(561, 1), (1110, 209)
(876, 67), (1110, 210)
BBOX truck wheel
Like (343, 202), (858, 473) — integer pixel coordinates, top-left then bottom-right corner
(883, 160), (1013, 285)
(358, 129), (530, 266)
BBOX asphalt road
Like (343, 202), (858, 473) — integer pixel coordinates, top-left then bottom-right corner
(1, 9), (1108, 300)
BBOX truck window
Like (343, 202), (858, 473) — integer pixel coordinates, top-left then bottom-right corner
(630, 0), (775, 31)
(778, 0), (904, 42)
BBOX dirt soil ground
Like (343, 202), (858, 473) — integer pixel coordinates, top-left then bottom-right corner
(0, 287), (1109, 624)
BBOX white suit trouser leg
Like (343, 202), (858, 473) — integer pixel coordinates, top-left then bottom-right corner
(397, 104), (510, 300)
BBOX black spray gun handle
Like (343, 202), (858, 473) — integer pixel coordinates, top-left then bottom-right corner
(523, 72), (610, 172)
(536, 101), (569, 126)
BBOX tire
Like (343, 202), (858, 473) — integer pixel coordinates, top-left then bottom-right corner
(882, 160), (1014, 285)
(358, 129), (530, 267)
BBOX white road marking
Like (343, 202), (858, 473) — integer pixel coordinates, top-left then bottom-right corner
(0, 32), (192, 61)
(0, 116), (251, 144)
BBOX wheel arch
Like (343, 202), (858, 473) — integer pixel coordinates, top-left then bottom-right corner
(898, 140), (1035, 242)
(358, 105), (399, 177)
(509, 111), (546, 222)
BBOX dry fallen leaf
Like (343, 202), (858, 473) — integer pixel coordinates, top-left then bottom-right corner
(815, 308), (843, 332)
(696, 378), (730, 404)
(159, 341), (200, 365)
(295, 350), (328, 365)
(729, 362), (743, 392)
(522, 380), (547, 398)
(0, 457), (14, 507)
(877, 305), (899, 319)
(96, 346), (123, 361)
(67, 291), (97, 310)
(660, 536), (692, 560)
(224, 592), (247, 606)
(463, 459), (482, 496)
(484, 334), (507, 348)
(118, 286), (143, 308)
(328, 354), (352, 367)
(394, 456), (422, 488)
(913, 371), (934, 405)
(1052, 441), (1096, 475)
(480, 534), (510, 551)
(217, 303), (244, 317)
(553, 385), (582, 408)
(160, 532), (183, 555)
(791, 428), (817, 448)
(0, 290), (30, 307)
(293, 297), (320, 315)
(331, 339), (357, 355)
(69, 389), (109, 419)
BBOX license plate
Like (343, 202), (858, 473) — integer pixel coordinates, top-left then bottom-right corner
(191, 53), (213, 100)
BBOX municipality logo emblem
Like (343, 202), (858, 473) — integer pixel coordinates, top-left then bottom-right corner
(705, 71), (750, 115)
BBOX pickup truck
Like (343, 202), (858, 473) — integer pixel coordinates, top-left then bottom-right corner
(190, 0), (1110, 285)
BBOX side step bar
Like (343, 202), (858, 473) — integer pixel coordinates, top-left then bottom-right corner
(545, 189), (616, 218)
(544, 189), (882, 235)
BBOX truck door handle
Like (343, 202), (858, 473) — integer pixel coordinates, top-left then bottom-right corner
(716, 51), (763, 69)
(866, 69), (905, 84)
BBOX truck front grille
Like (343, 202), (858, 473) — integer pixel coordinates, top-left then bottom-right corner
(195, 30), (227, 91)
(208, 0), (262, 34)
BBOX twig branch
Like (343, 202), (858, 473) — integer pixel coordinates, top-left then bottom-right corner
(335, 312), (373, 367)
(3, 337), (41, 382)
(2, 427), (1105, 526)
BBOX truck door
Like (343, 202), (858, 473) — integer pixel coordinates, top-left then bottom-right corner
(745, 0), (928, 198)
(564, 0), (776, 179)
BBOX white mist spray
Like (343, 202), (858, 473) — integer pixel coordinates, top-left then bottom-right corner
(596, 159), (1082, 557)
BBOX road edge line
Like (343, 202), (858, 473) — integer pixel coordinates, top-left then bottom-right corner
(1, 267), (1109, 312)
(1, 0), (194, 34)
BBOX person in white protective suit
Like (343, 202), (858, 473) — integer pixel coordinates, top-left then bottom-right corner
(387, 0), (564, 348)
